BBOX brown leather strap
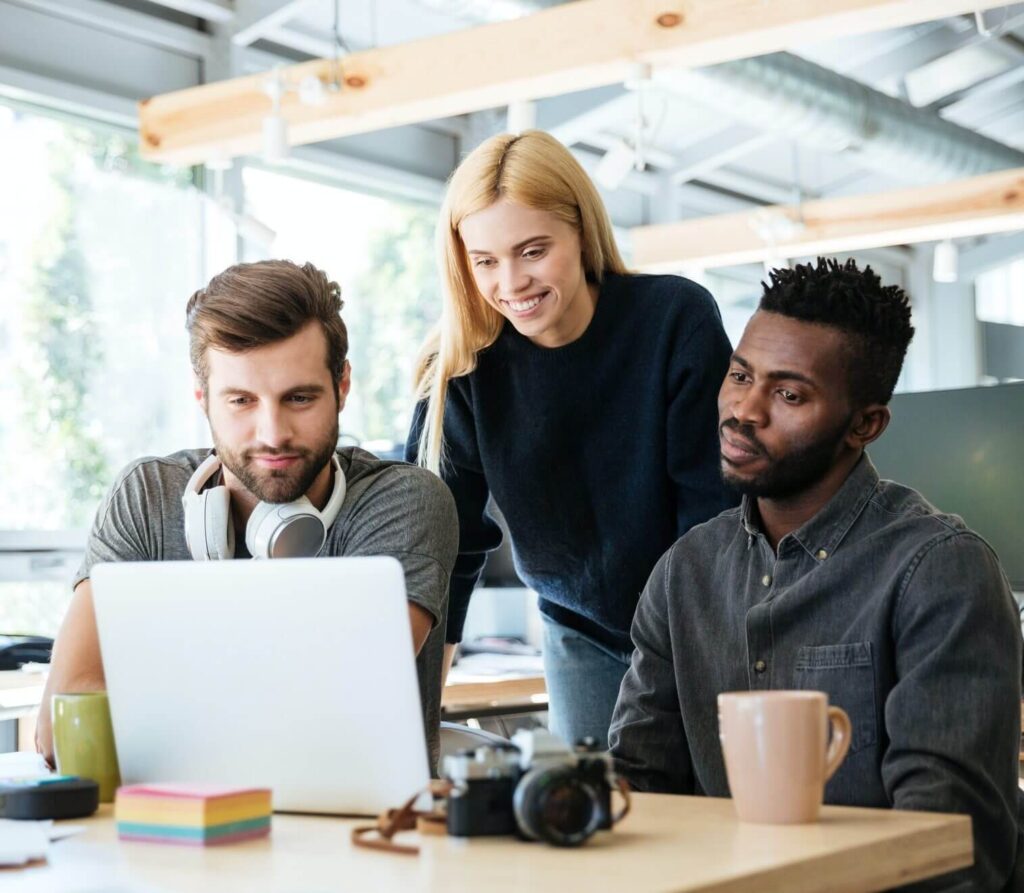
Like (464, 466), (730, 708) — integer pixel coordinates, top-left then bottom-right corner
(611, 776), (632, 825)
(351, 780), (452, 856)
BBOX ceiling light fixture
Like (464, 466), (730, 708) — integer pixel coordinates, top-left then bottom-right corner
(506, 100), (536, 135)
(262, 69), (289, 163)
(933, 238), (959, 283)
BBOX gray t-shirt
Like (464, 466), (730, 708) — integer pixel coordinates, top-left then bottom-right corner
(76, 446), (457, 774)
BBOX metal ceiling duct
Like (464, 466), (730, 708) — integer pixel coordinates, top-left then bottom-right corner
(414, 0), (1024, 183)
(657, 51), (1024, 183)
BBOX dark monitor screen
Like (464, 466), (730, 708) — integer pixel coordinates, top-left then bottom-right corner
(867, 382), (1024, 590)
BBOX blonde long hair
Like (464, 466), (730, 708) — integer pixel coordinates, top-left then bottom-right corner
(414, 130), (627, 474)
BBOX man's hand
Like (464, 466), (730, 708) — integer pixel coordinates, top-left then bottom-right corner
(35, 580), (106, 766)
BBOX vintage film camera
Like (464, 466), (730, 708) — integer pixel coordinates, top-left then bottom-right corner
(443, 728), (624, 847)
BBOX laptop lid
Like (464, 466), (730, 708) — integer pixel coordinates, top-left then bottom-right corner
(91, 556), (430, 815)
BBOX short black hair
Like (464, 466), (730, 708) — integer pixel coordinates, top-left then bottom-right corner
(759, 257), (915, 407)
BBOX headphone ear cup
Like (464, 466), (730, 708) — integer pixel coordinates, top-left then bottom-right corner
(247, 498), (326, 559)
(203, 486), (234, 560)
(245, 501), (277, 560)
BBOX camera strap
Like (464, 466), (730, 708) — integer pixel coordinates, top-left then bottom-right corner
(610, 776), (632, 824)
(351, 777), (633, 857)
(351, 779), (453, 856)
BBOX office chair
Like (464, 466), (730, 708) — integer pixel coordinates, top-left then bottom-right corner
(438, 721), (510, 765)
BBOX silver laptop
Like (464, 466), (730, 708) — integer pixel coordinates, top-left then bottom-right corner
(91, 556), (430, 815)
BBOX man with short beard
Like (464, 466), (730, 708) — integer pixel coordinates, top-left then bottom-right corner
(609, 258), (1023, 892)
(36, 260), (457, 773)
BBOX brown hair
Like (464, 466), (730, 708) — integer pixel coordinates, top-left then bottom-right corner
(186, 260), (348, 391)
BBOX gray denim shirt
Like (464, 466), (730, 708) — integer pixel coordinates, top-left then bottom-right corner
(609, 455), (1023, 892)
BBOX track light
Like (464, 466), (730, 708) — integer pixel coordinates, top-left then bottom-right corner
(262, 70), (289, 164)
(506, 100), (536, 135)
(298, 74), (328, 107)
(933, 239), (958, 283)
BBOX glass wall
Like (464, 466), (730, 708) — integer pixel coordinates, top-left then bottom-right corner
(0, 101), (207, 534)
(976, 258), (1024, 327)
(0, 102), (208, 633)
(0, 102), (440, 636)
(242, 166), (440, 451)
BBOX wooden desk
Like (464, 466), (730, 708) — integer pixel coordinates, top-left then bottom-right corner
(441, 674), (547, 721)
(6, 795), (971, 893)
(0, 670), (46, 751)
(0, 670), (46, 722)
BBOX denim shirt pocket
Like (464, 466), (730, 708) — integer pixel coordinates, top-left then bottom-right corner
(794, 642), (878, 754)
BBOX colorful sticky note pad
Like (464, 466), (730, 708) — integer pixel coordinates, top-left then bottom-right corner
(115, 784), (272, 846)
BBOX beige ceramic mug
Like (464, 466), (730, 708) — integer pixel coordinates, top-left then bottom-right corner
(718, 690), (851, 824)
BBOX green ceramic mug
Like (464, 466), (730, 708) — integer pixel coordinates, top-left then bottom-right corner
(52, 692), (122, 803)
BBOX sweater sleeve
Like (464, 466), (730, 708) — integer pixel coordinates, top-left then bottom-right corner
(666, 288), (738, 538)
(405, 385), (503, 644)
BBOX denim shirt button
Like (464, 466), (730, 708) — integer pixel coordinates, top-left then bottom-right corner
(754, 659), (767, 674)
(816, 549), (828, 560)
(761, 574), (771, 587)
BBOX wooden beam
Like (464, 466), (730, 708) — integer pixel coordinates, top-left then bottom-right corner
(631, 167), (1024, 271)
(139, 0), (1011, 165)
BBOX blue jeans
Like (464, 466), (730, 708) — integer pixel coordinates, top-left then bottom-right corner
(541, 614), (633, 750)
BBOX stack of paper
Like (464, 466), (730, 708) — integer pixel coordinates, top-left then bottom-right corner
(115, 784), (271, 846)
(0, 819), (49, 866)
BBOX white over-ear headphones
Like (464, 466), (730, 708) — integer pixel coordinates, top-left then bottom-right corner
(182, 452), (346, 560)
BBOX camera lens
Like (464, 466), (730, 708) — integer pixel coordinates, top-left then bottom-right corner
(513, 766), (603, 847)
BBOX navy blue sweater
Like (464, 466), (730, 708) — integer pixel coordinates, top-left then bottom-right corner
(407, 272), (737, 652)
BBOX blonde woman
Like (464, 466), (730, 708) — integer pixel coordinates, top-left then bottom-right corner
(407, 131), (735, 748)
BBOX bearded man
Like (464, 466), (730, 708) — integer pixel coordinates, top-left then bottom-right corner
(37, 260), (456, 772)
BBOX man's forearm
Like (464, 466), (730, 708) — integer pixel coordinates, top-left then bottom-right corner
(35, 580), (106, 762)
(35, 656), (106, 764)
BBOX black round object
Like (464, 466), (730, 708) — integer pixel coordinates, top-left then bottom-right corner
(0, 777), (100, 820)
(513, 765), (603, 847)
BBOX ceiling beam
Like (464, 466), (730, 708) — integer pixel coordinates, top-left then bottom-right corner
(138, 0), (1013, 165)
(580, 129), (800, 205)
(13, 0), (211, 57)
(231, 0), (319, 48)
(668, 125), (774, 185)
(145, 0), (235, 23)
(0, 62), (138, 128)
(928, 59), (1024, 113)
(537, 85), (630, 147)
(632, 167), (1024, 271)
(260, 26), (338, 59)
(958, 232), (1024, 279)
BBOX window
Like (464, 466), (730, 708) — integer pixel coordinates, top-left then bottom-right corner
(0, 104), (441, 636)
(0, 100), (205, 633)
(976, 258), (1024, 327)
(241, 166), (440, 451)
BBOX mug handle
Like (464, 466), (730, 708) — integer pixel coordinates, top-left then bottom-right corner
(824, 706), (852, 781)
